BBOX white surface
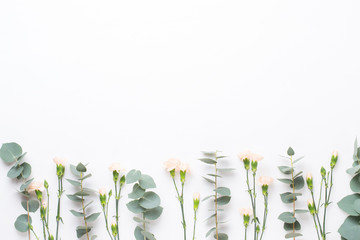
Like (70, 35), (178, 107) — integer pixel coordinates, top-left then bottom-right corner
(1, 0), (360, 239)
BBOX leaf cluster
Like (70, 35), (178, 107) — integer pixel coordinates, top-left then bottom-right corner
(338, 139), (360, 240)
(67, 163), (100, 239)
(200, 151), (233, 240)
(278, 147), (305, 239)
(126, 169), (163, 240)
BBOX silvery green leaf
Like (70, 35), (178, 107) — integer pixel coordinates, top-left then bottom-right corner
(338, 194), (360, 216)
(291, 176), (304, 190)
(295, 209), (308, 214)
(278, 212), (296, 223)
(215, 233), (228, 240)
(14, 214), (31, 232)
(86, 212), (100, 222)
(70, 210), (84, 217)
(208, 174), (222, 178)
(347, 165), (360, 175)
(217, 168), (236, 172)
(139, 175), (156, 189)
(134, 226), (144, 240)
(0, 142), (22, 163)
(76, 226), (92, 238)
(133, 217), (149, 223)
(285, 232), (302, 238)
(293, 156), (304, 164)
(66, 179), (81, 187)
(126, 169), (142, 184)
(287, 147), (295, 156)
(284, 221), (301, 231)
(21, 162), (31, 179)
(139, 192), (160, 209)
(70, 164), (81, 177)
(21, 200), (39, 212)
(202, 195), (214, 202)
(281, 192), (298, 204)
(7, 165), (24, 178)
(127, 200), (145, 214)
(199, 158), (217, 164)
(205, 214), (216, 222)
(350, 174), (360, 192)
(217, 196), (231, 206)
(76, 163), (87, 172)
(20, 178), (33, 192)
(278, 166), (292, 175)
(128, 183), (145, 199)
(278, 178), (293, 184)
(67, 194), (82, 202)
(203, 177), (215, 184)
(81, 174), (92, 180)
(141, 231), (156, 240)
(144, 206), (163, 220)
(214, 187), (231, 196)
(206, 227), (216, 237)
(338, 216), (360, 239)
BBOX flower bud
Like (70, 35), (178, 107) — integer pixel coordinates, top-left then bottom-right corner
(48, 235), (54, 240)
(256, 225), (260, 234)
(243, 158), (250, 171)
(321, 167), (326, 178)
(170, 169), (176, 178)
(307, 199), (315, 215)
(111, 221), (118, 237)
(261, 185), (269, 196)
(306, 172), (313, 191)
(180, 170), (186, 184)
(193, 193), (200, 211)
(251, 160), (258, 173)
(35, 189), (43, 201)
(331, 151), (338, 169)
(99, 188), (107, 207)
(239, 208), (252, 228)
(112, 170), (119, 183)
(120, 175), (126, 187)
(44, 180), (49, 189)
(56, 164), (65, 179)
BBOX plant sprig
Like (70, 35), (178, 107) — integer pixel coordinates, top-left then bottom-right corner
(200, 150), (232, 240)
(278, 147), (305, 239)
(67, 163), (100, 240)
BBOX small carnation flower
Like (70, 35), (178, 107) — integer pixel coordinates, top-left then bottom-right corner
(258, 176), (273, 186)
(28, 181), (45, 192)
(163, 158), (181, 172)
(109, 162), (124, 172)
(53, 157), (67, 166)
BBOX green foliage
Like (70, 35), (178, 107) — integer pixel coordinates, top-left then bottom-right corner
(68, 163), (100, 239)
(338, 138), (360, 239)
(200, 151), (232, 240)
(278, 147), (304, 239)
(126, 169), (162, 240)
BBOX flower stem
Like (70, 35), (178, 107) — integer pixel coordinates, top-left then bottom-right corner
(259, 195), (268, 240)
(245, 226), (247, 240)
(214, 157), (219, 240)
(310, 191), (323, 235)
(172, 177), (186, 240)
(252, 172), (257, 240)
(31, 228), (39, 240)
(192, 210), (197, 240)
(312, 215), (321, 240)
(102, 206), (114, 240)
(245, 170), (255, 239)
(55, 178), (63, 240)
(290, 156), (295, 240)
(27, 200), (31, 240)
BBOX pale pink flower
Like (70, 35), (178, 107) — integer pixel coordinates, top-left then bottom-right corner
(306, 172), (312, 180)
(238, 151), (264, 162)
(239, 208), (253, 216)
(193, 192), (200, 201)
(53, 157), (67, 166)
(42, 200), (48, 209)
(258, 176), (274, 186)
(332, 150), (338, 157)
(307, 199), (314, 205)
(99, 187), (107, 195)
(28, 181), (45, 192)
(178, 162), (191, 173)
(109, 162), (124, 172)
(163, 158), (181, 172)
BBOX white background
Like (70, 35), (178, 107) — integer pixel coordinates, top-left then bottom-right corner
(1, 0), (360, 239)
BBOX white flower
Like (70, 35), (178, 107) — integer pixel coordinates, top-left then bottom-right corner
(111, 220), (117, 226)
(178, 162), (190, 173)
(306, 172), (312, 180)
(28, 181), (45, 192)
(332, 150), (338, 157)
(53, 157), (67, 166)
(258, 176), (274, 186)
(193, 192), (200, 201)
(239, 208), (253, 216)
(238, 151), (264, 162)
(163, 158), (181, 172)
(99, 187), (106, 195)
(109, 162), (124, 172)
(307, 199), (314, 205)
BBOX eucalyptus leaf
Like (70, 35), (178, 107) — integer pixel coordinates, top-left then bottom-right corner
(126, 169), (142, 184)
(338, 216), (360, 240)
(287, 147), (295, 156)
(139, 175), (156, 189)
(338, 194), (360, 216)
(20, 162), (31, 179)
(279, 166), (292, 175)
(76, 163), (87, 172)
(199, 158), (217, 164)
(127, 200), (145, 214)
(86, 212), (100, 222)
(7, 165), (24, 178)
(285, 232), (302, 238)
(144, 206), (163, 220)
(214, 187), (231, 196)
(217, 196), (231, 206)
(128, 183), (145, 199)
(350, 174), (360, 192)
(21, 200), (39, 212)
(278, 212), (296, 223)
(139, 191), (161, 209)
(0, 142), (22, 163)
(14, 214), (31, 232)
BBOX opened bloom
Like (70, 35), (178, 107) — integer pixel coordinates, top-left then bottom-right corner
(99, 187), (106, 196)
(238, 151), (264, 172)
(258, 176), (273, 186)
(178, 162), (190, 173)
(109, 162), (124, 172)
(163, 158), (181, 172)
(239, 208), (253, 216)
(53, 157), (67, 166)
(28, 181), (45, 192)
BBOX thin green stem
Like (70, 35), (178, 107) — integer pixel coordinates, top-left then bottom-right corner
(214, 160), (218, 240)
(317, 178), (323, 211)
(27, 200), (31, 240)
(55, 178), (63, 240)
(102, 206), (114, 240)
(31, 228), (40, 240)
(245, 170), (255, 239)
(245, 227), (247, 240)
(252, 172), (257, 240)
(115, 182), (120, 240)
(143, 213), (146, 240)
(42, 220), (47, 240)
(322, 174), (329, 240)
(172, 177), (186, 240)
(259, 195), (268, 240)
(290, 156), (295, 240)
(310, 191), (323, 235)
(312, 215), (321, 240)
(192, 210), (197, 240)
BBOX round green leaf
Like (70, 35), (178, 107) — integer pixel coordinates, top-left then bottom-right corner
(139, 174), (156, 189)
(21, 200), (39, 213)
(350, 174), (360, 192)
(7, 165), (24, 178)
(338, 216), (360, 239)
(284, 221), (301, 231)
(214, 187), (231, 196)
(128, 183), (145, 199)
(287, 147), (295, 156)
(144, 206), (163, 220)
(139, 192), (160, 209)
(126, 169), (142, 184)
(217, 196), (231, 206)
(14, 214), (31, 232)
(338, 194), (360, 216)
(127, 200), (145, 214)
(278, 212), (296, 223)
(0, 142), (22, 163)
(76, 163), (87, 172)
(21, 162), (31, 179)
(291, 176), (304, 190)
(134, 226), (144, 240)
